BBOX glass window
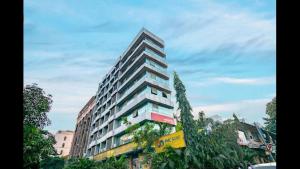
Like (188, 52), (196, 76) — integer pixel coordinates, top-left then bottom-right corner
(64, 136), (67, 141)
(62, 143), (65, 148)
(162, 92), (167, 98)
(150, 73), (156, 79)
(151, 87), (157, 95)
(152, 103), (158, 111)
(133, 109), (138, 118)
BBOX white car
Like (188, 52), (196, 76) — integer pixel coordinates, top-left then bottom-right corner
(252, 162), (276, 169)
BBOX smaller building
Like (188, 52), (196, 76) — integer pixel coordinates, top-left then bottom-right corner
(237, 121), (276, 162)
(53, 130), (74, 157)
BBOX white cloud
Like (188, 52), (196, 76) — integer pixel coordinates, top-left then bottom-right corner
(24, 77), (97, 115)
(213, 76), (275, 85)
(192, 98), (272, 124)
(188, 76), (275, 87)
(159, 0), (275, 54)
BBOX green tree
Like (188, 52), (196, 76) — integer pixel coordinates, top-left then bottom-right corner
(264, 97), (276, 133)
(63, 158), (98, 169)
(40, 156), (65, 169)
(123, 118), (173, 167)
(23, 83), (56, 169)
(173, 72), (200, 168)
(24, 83), (53, 128)
(96, 156), (128, 169)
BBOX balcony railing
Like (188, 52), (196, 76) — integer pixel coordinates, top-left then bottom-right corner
(115, 93), (173, 120)
(145, 38), (164, 52)
(117, 77), (170, 106)
(118, 62), (168, 92)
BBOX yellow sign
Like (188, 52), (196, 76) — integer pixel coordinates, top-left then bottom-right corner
(93, 142), (138, 161)
(154, 130), (186, 153)
(93, 130), (186, 160)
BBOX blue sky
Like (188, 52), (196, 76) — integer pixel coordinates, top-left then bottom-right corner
(24, 0), (276, 133)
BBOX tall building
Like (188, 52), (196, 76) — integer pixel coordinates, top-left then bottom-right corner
(69, 96), (96, 158)
(86, 28), (175, 159)
(53, 130), (74, 158)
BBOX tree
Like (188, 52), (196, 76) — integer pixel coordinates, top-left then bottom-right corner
(40, 156), (65, 169)
(171, 72), (263, 169)
(23, 83), (56, 169)
(173, 72), (200, 168)
(123, 118), (173, 167)
(63, 158), (98, 169)
(24, 124), (57, 168)
(24, 83), (53, 129)
(96, 156), (128, 169)
(264, 97), (276, 133)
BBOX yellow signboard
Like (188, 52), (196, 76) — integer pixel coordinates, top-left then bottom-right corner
(93, 130), (186, 160)
(93, 142), (138, 161)
(154, 130), (186, 153)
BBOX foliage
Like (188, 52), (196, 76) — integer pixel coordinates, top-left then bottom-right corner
(23, 83), (56, 169)
(264, 97), (276, 133)
(24, 124), (57, 169)
(151, 147), (186, 169)
(96, 156), (128, 169)
(40, 156), (65, 169)
(24, 83), (53, 129)
(171, 72), (264, 169)
(175, 122), (183, 132)
(122, 115), (174, 167)
(173, 72), (199, 167)
(63, 158), (98, 169)
(63, 157), (128, 169)
(123, 117), (172, 153)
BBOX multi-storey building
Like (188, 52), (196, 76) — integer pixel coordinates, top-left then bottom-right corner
(53, 130), (74, 158)
(69, 96), (96, 158)
(86, 28), (175, 159)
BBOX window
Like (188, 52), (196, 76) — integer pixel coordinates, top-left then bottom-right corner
(162, 92), (167, 98)
(150, 61), (156, 67)
(150, 73), (156, 79)
(60, 150), (63, 155)
(62, 143), (65, 148)
(108, 121), (114, 132)
(152, 104), (158, 111)
(64, 136), (67, 141)
(132, 109), (138, 118)
(151, 87), (157, 95)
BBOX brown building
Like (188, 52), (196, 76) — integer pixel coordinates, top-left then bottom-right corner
(70, 96), (96, 158)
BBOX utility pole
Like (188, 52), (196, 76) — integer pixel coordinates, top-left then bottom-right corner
(254, 123), (275, 162)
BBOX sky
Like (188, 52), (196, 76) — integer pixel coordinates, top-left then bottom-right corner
(24, 0), (276, 133)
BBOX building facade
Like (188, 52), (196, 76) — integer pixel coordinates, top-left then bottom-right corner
(53, 130), (74, 157)
(86, 28), (175, 159)
(69, 96), (96, 158)
(237, 122), (276, 162)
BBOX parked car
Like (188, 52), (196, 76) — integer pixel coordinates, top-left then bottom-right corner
(252, 162), (276, 169)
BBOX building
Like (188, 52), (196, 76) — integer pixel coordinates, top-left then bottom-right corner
(237, 121), (276, 162)
(69, 96), (96, 158)
(86, 28), (175, 163)
(53, 130), (74, 158)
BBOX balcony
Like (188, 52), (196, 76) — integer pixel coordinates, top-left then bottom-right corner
(119, 49), (167, 82)
(144, 48), (166, 67)
(118, 62), (169, 93)
(113, 111), (150, 136)
(144, 38), (164, 52)
(115, 93), (173, 120)
(117, 77), (170, 106)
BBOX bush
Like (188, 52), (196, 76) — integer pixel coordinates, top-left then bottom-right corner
(63, 158), (97, 169)
(40, 156), (65, 169)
